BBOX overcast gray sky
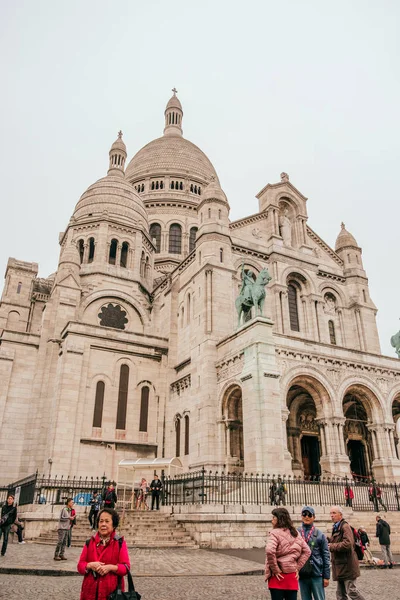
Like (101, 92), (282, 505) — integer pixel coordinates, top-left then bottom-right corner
(0, 0), (399, 356)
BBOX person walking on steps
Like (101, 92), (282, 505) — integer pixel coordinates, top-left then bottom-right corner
(376, 515), (394, 569)
(328, 505), (366, 600)
(150, 474), (163, 510)
(88, 491), (101, 530)
(0, 494), (17, 556)
(102, 483), (117, 510)
(297, 506), (330, 600)
(54, 498), (75, 561)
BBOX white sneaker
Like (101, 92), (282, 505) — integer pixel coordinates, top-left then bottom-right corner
(18, 541), (26, 544)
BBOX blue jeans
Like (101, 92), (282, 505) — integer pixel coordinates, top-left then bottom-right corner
(299, 577), (325, 600)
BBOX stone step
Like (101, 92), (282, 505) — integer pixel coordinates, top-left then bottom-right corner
(32, 538), (198, 548)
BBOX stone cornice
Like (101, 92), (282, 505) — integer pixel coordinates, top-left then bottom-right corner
(230, 211), (268, 230)
(306, 226), (343, 266)
(317, 270), (346, 283)
(232, 244), (270, 261)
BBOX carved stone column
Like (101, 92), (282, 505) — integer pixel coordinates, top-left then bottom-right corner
(116, 244), (122, 267)
(281, 291), (290, 333)
(287, 426), (302, 472)
(205, 269), (213, 333)
(281, 408), (292, 462)
(82, 243), (89, 264)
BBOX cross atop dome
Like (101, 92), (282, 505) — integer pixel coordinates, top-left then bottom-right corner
(172, 87), (178, 96)
(118, 130), (123, 139)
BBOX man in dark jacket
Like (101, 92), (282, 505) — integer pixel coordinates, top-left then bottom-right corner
(328, 506), (366, 600)
(297, 506), (330, 600)
(0, 494), (17, 556)
(376, 515), (393, 568)
(150, 474), (163, 510)
(102, 483), (117, 509)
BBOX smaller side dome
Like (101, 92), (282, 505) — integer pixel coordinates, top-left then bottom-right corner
(108, 131), (127, 177)
(201, 176), (229, 205)
(164, 88), (183, 137)
(335, 222), (358, 251)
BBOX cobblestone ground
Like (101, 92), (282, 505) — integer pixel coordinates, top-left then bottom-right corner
(0, 570), (399, 600)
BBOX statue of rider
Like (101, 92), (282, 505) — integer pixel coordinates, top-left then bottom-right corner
(240, 264), (255, 305)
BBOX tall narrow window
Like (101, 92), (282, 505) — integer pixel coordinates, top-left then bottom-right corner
(16, 282), (22, 294)
(220, 248), (223, 263)
(120, 242), (129, 267)
(116, 365), (129, 430)
(88, 238), (95, 263)
(149, 223), (161, 253)
(139, 386), (149, 432)
(189, 227), (198, 253)
(93, 381), (105, 428)
(78, 239), (84, 264)
(140, 251), (145, 276)
(169, 224), (182, 254)
(328, 320), (336, 345)
(109, 239), (118, 265)
(184, 415), (190, 455)
(288, 284), (300, 332)
(175, 417), (181, 457)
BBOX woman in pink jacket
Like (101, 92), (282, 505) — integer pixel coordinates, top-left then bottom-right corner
(265, 507), (311, 600)
(77, 508), (130, 600)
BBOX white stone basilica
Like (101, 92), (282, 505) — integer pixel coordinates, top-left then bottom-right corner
(1, 91), (400, 484)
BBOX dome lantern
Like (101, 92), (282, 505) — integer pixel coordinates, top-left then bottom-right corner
(163, 88), (183, 137)
(108, 131), (127, 177)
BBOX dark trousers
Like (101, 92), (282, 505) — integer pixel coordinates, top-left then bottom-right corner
(269, 589), (297, 600)
(0, 525), (12, 555)
(88, 508), (98, 528)
(16, 525), (24, 543)
(151, 491), (160, 510)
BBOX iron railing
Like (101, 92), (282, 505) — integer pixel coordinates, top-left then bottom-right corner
(0, 473), (108, 506)
(162, 469), (400, 511)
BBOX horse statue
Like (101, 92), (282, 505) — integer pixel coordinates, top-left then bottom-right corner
(235, 265), (272, 326)
(391, 330), (400, 358)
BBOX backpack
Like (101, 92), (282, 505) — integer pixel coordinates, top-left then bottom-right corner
(350, 526), (364, 560)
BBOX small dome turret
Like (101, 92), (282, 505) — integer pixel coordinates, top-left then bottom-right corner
(201, 176), (229, 206)
(163, 88), (183, 137)
(335, 222), (359, 251)
(108, 131), (127, 177)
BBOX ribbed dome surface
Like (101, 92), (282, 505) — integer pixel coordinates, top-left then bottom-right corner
(73, 175), (148, 226)
(125, 136), (219, 184)
(335, 223), (358, 251)
(166, 94), (182, 111)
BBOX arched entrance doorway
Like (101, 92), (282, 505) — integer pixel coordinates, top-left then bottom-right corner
(392, 397), (400, 460)
(222, 386), (244, 467)
(343, 389), (375, 479)
(287, 382), (323, 479)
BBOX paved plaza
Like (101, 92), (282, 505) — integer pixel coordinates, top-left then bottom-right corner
(1, 570), (399, 600)
(0, 543), (399, 599)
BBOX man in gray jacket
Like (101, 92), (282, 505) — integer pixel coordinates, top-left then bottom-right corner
(376, 515), (393, 569)
(54, 498), (74, 561)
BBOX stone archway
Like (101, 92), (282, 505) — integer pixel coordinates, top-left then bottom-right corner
(342, 384), (382, 480)
(222, 386), (244, 468)
(392, 396), (400, 460)
(286, 376), (331, 479)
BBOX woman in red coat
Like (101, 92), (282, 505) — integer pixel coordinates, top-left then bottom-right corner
(77, 508), (130, 600)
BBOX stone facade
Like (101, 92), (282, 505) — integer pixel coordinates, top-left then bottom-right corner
(1, 93), (400, 483)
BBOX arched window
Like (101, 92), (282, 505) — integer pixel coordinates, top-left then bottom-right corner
(149, 223), (161, 253)
(169, 224), (182, 254)
(190, 184), (193, 192)
(170, 181), (174, 190)
(180, 182), (183, 190)
(151, 181), (155, 190)
(328, 320), (336, 345)
(140, 251), (145, 276)
(288, 284), (300, 332)
(139, 386), (149, 432)
(109, 239), (118, 265)
(92, 381), (105, 428)
(175, 417), (181, 457)
(141, 183), (144, 192)
(208, 208), (211, 218)
(88, 238), (95, 263)
(187, 294), (191, 323)
(198, 186), (201, 195)
(189, 227), (198, 253)
(218, 209), (221, 219)
(16, 282), (22, 294)
(184, 415), (190, 455)
(6, 310), (19, 329)
(220, 248), (223, 263)
(160, 181), (164, 189)
(120, 242), (129, 268)
(116, 365), (129, 430)
(78, 239), (84, 264)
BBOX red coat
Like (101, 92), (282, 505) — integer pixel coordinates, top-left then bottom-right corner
(77, 532), (130, 600)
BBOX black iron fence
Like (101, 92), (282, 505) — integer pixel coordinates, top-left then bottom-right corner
(0, 473), (108, 507)
(162, 470), (400, 511)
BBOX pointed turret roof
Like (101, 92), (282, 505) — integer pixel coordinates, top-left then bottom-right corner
(335, 222), (359, 251)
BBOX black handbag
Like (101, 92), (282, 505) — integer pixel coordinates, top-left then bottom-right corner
(108, 568), (141, 600)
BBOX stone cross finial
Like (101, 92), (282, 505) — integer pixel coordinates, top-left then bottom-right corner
(172, 87), (178, 96)
(118, 130), (123, 139)
(341, 222), (345, 229)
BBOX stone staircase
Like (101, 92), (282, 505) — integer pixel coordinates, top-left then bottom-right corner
(32, 510), (198, 549)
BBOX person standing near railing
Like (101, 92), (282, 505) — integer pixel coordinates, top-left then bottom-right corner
(54, 498), (75, 561)
(88, 491), (101, 530)
(0, 494), (17, 556)
(150, 474), (163, 511)
(102, 484), (117, 510)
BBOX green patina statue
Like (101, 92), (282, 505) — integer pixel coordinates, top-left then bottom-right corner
(391, 330), (400, 358)
(235, 263), (272, 326)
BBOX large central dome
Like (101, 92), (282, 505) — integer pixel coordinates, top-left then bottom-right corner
(125, 135), (219, 183)
(125, 91), (219, 186)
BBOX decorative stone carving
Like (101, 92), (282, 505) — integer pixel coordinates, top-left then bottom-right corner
(252, 227), (262, 239)
(323, 293), (337, 315)
(98, 303), (128, 330)
(170, 374), (191, 395)
(280, 172), (289, 182)
(298, 410), (319, 433)
(326, 368), (340, 386)
(279, 210), (292, 246)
